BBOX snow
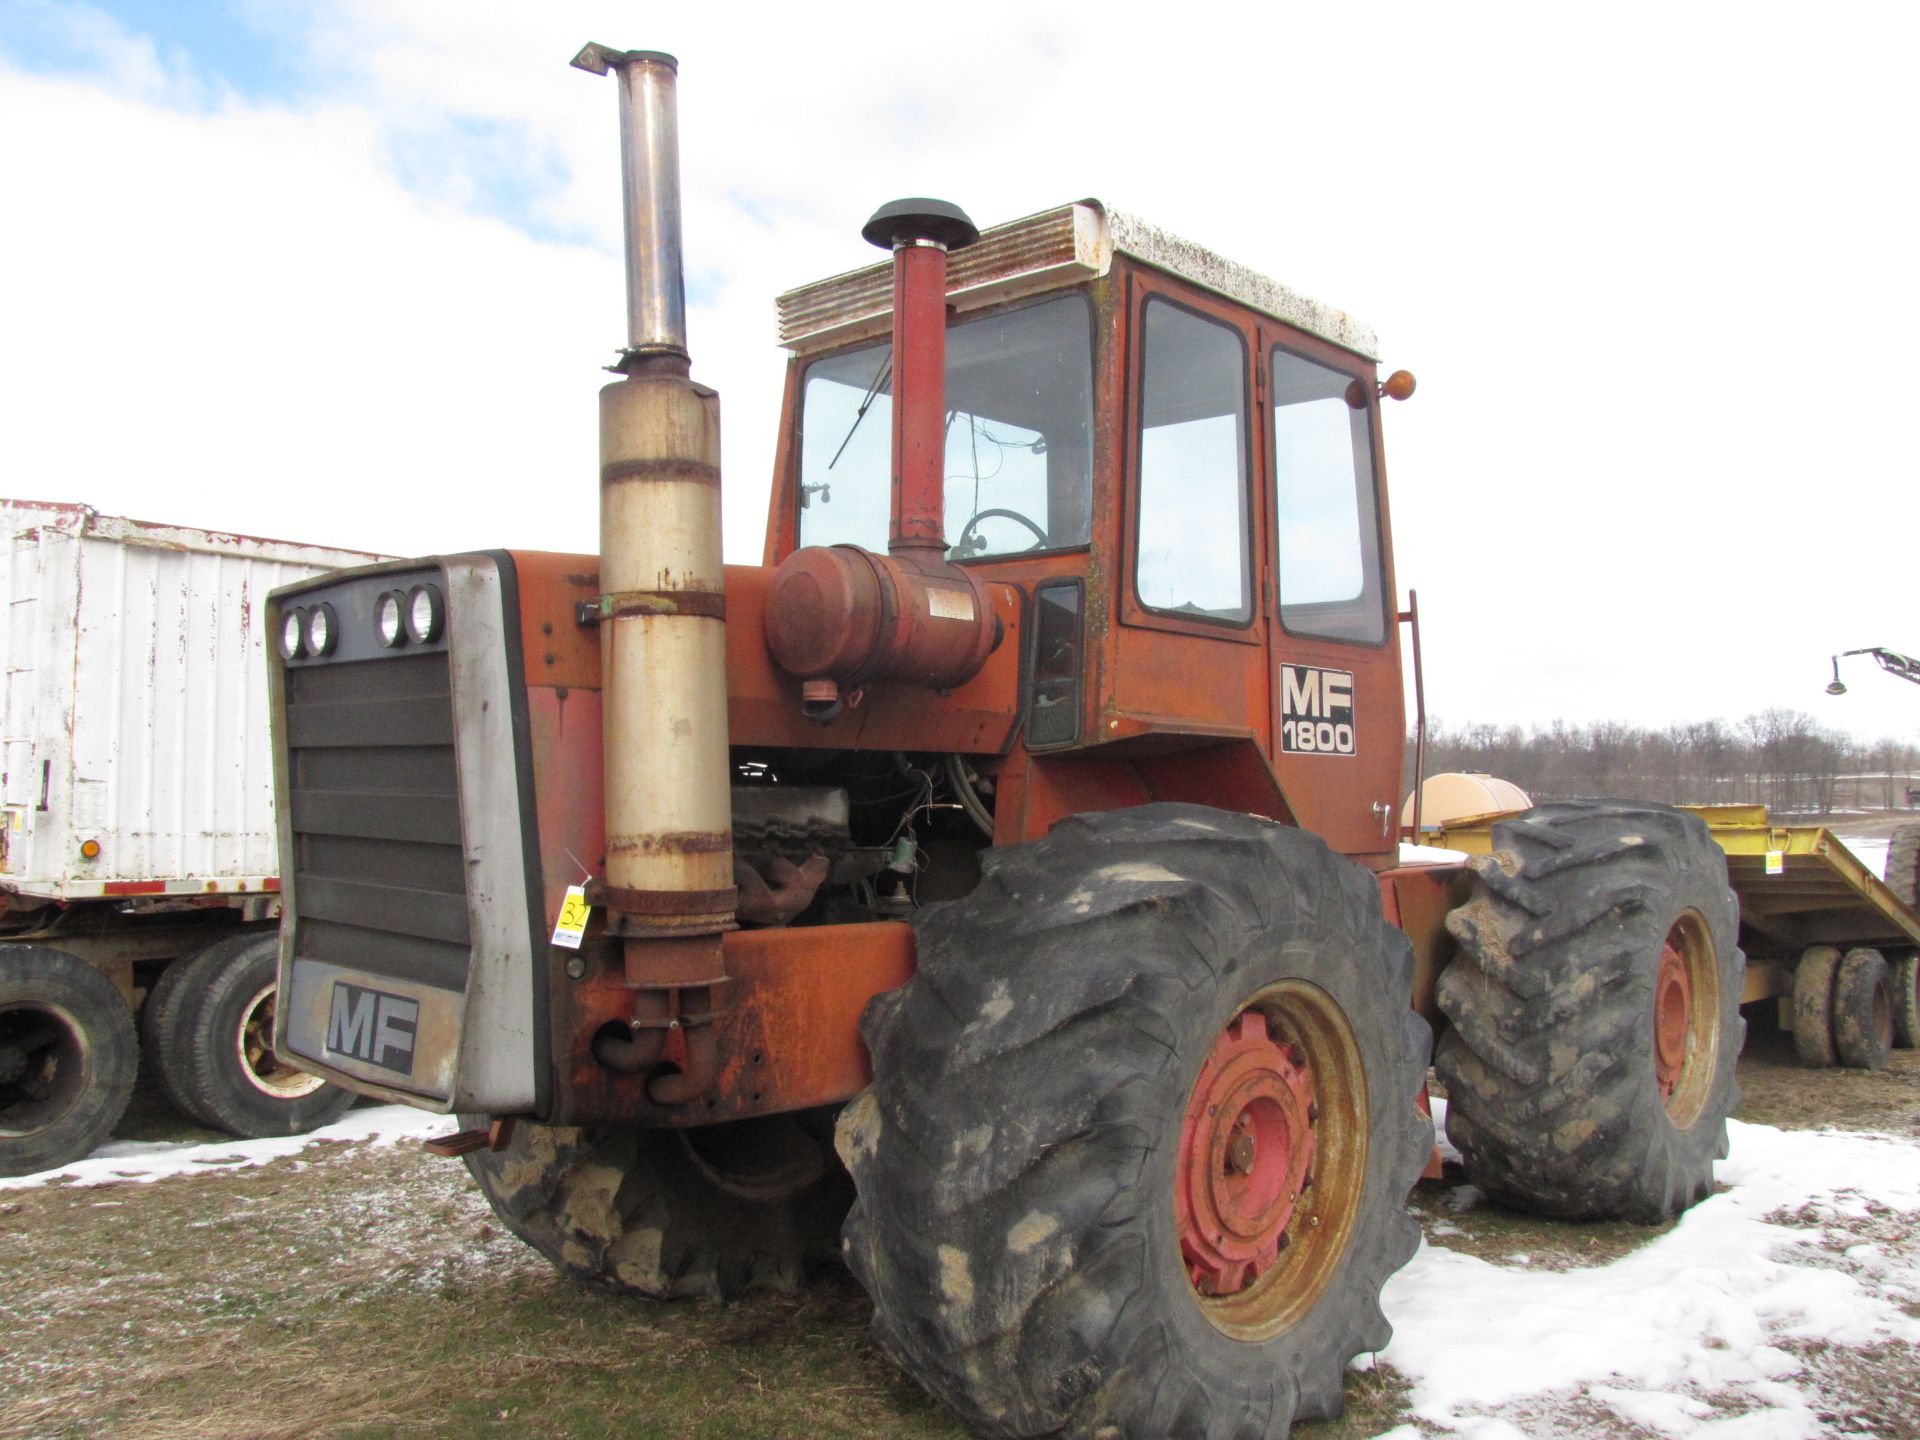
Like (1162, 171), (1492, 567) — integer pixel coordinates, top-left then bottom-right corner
(0, 1104), (456, 1191)
(1400, 841), (1470, 865)
(1833, 832), (1890, 879)
(1375, 1114), (1920, 1438)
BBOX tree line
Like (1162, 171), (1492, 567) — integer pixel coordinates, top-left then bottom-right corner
(1405, 710), (1920, 818)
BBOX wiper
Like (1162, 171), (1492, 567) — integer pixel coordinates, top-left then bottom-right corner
(827, 354), (893, 471)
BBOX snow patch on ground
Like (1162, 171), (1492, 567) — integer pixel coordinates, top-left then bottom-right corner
(0, 1104), (456, 1191)
(1833, 832), (1889, 878)
(1377, 1117), (1920, 1438)
(1400, 842), (1469, 864)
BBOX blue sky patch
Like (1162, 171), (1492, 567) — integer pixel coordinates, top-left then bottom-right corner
(0, 0), (309, 105)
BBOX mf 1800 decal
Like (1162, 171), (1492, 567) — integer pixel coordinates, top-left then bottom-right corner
(1280, 665), (1355, 756)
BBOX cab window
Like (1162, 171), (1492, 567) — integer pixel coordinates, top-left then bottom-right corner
(1271, 347), (1386, 644)
(1135, 300), (1251, 623)
(796, 296), (1093, 560)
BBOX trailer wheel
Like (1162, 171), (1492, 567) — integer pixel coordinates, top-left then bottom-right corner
(1892, 953), (1919, 1050)
(1884, 825), (1920, 909)
(1436, 801), (1744, 1222)
(461, 1112), (851, 1301)
(1792, 946), (1843, 1068)
(161, 933), (353, 1137)
(0, 946), (138, 1177)
(1832, 948), (1894, 1071)
(840, 804), (1431, 1439)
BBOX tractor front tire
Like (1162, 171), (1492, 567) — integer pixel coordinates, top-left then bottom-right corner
(840, 804), (1431, 1440)
(0, 946), (138, 1177)
(1436, 801), (1744, 1223)
(461, 1112), (851, 1301)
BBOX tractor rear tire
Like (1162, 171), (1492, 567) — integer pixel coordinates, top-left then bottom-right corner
(1792, 946), (1844, 1069)
(461, 1112), (851, 1301)
(1832, 949), (1894, 1071)
(1885, 825), (1920, 909)
(0, 946), (138, 1177)
(167, 933), (354, 1137)
(839, 804), (1431, 1440)
(1892, 953), (1919, 1050)
(1436, 801), (1744, 1223)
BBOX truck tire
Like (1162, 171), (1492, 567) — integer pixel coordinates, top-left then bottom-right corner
(1832, 948), (1894, 1071)
(839, 804), (1431, 1440)
(0, 945), (138, 1176)
(461, 1112), (851, 1301)
(162, 933), (353, 1137)
(1885, 825), (1920, 909)
(140, 932), (247, 1126)
(1892, 953), (1919, 1050)
(1792, 946), (1843, 1068)
(1436, 801), (1744, 1223)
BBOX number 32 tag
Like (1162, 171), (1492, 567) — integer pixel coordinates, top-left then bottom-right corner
(552, 885), (592, 949)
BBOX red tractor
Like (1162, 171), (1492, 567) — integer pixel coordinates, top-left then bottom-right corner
(266, 47), (1743, 1440)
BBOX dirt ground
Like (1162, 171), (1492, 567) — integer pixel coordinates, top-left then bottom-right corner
(2, 1040), (1917, 1440)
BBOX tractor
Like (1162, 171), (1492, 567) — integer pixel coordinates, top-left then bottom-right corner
(265, 47), (1744, 1440)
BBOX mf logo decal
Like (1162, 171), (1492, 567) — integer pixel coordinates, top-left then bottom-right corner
(326, 982), (420, 1076)
(1280, 665), (1356, 756)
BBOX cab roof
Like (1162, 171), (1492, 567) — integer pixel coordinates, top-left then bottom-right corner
(775, 200), (1378, 361)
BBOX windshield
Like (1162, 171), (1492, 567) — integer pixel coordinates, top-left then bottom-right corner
(797, 295), (1094, 560)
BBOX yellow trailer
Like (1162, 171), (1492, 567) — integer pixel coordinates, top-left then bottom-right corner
(1426, 803), (1920, 1069)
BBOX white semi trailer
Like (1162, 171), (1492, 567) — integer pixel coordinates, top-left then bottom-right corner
(0, 501), (386, 1175)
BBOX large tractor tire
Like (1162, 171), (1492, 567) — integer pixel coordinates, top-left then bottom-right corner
(0, 945), (138, 1177)
(147, 931), (354, 1137)
(1892, 953), (1919, 1051)
(461, 1111), (851, 1301)
(1884, 824), (1920, 909)
(839, 804), (1431, 1440)
(1436, 801), (1744, 1223)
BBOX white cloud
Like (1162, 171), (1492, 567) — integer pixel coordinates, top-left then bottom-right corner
(2, 1), (1916, 741)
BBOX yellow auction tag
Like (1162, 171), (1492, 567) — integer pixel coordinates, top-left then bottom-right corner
(552, 885), (592, 949)
(1765, 850), (1784, 876)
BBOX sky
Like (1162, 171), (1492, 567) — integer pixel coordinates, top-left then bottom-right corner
(1, 2), (1916, 746)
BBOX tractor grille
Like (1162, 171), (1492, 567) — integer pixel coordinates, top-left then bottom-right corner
(283, 650), (471, 991)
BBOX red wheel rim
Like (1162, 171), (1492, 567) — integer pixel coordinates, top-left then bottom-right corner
(1175, 1010), (1317, 1296)
(1653, 931), (1693, 1102)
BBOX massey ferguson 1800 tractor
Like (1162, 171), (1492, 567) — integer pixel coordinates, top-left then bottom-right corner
(266, 48), (1744, 1440)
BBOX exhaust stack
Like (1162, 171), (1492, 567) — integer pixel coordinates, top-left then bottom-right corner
(573, 45), (733, 1103)
(572, 43), (688, 363)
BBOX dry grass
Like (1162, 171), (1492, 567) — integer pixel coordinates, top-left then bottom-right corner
(1734, 1024), (1920, 1137)
(5, 1033), (1919, 1440)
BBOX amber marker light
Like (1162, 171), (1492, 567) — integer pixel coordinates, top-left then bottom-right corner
(80, 839), (101, 860)
(1380, 369), (1417, 401)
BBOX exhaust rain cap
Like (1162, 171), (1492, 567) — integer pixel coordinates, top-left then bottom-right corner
(862, 198), (981, 253)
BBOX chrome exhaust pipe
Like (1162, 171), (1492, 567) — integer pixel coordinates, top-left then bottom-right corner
(571, 44), (688, 366)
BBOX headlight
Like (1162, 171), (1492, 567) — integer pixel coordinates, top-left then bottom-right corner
(280, 609), (306, 660)
(306, 603), (338, 657)
(406, 584), (445, 644)
(376, 591), (406, 648)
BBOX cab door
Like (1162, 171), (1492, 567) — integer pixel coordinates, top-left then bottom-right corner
(1257, 325), (1405, 859)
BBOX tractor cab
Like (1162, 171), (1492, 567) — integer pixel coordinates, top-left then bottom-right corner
(761, 202), (1410, 860)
